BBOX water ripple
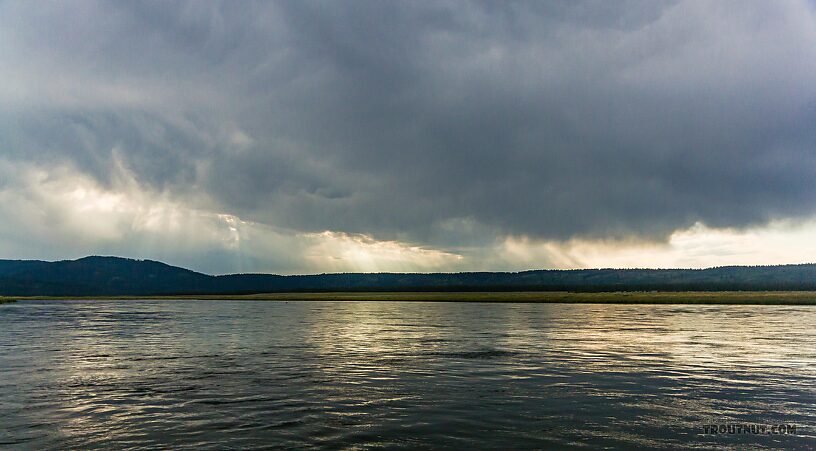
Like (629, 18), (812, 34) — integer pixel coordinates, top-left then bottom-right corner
(1, 300), (814, 449)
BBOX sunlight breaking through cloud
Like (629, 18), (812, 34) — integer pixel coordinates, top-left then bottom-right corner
(1, 1), (815, 274)
(499, 221), (816, 270)
(4, 158), (816, 274)
(300, 231), (464, 273)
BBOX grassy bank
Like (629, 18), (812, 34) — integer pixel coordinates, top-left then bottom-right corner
(3, 291), (816, 304)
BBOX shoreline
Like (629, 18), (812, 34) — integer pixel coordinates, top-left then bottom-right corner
(4, 291), (816, 304)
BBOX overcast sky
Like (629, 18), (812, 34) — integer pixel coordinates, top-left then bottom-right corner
(1, 0), (816, 274)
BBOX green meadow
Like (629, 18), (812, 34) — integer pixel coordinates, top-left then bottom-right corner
(4, 291), (816, 304)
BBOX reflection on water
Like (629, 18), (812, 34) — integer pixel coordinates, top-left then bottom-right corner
(1, 300), (814, 449)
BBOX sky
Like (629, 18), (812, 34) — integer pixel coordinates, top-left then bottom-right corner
(1, 0), (816, 275)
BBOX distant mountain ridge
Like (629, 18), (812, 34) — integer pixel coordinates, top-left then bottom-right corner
(2, 256), (816, 296)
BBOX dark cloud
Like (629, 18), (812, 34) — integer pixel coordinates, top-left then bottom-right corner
(2, 0), (816, 270)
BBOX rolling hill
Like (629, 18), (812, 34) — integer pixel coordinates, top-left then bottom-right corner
(2, 256), (816, 296)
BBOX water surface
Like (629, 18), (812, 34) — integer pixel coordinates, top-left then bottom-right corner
(1, 300), (814, 449)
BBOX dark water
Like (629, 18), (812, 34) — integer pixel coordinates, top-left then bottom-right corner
(1, 300), (814, 450)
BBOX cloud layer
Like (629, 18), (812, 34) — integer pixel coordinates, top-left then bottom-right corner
(1, 1), (816, 273)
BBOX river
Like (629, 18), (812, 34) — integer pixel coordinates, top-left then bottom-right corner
(1, 300), (814, 449)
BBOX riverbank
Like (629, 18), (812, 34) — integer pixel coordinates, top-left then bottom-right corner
(4, 291), (816, 304)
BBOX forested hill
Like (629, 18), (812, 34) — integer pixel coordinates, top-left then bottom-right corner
(2, 256), (816, 296)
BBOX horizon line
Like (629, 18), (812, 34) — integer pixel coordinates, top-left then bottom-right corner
(6, 254), (816, 278)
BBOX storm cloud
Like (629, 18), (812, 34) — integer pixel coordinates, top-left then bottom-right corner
(1, 0), (816, 273)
